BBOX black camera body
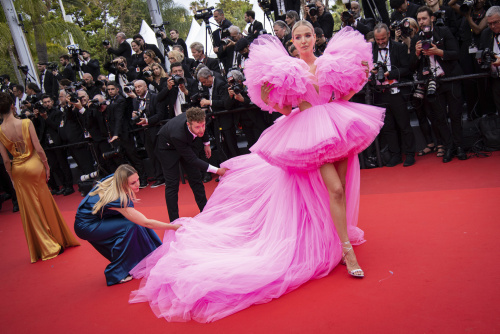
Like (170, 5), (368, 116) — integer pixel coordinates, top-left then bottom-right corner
(372, 61), (388, 83)
(123, 84), (135, 94)
(172, 75), (185, 87)
(102, 145), (122, 160)
(420, 26), (433, 50)
(342, 10), (354, 22)
(390, 18), (412, 38)
(34, 100), (46, 114)
(190, 92), (210, 107)
(102, 40), (110, 47)
(18, 65), (29, 74)
(460, 0), (475, 13)
(143, 70), (153, 78)
(477, 48), (497, 71)
(258, 0), (272, 13)
(152, 21), (170, 38)
(131, 110), (143, 122)
(433, 10), (446, 27)
(194, 7), (214, 21)
(307, 3), (318, 17)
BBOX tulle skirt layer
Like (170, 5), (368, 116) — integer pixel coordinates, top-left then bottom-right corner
(250, 100), (385, 171)
(129, 153), (364, 322)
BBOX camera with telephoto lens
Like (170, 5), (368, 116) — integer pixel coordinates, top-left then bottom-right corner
(34, 100), (46, 114)
(152, 21), (170, 38)
(420, 26), (433, 50)
(18, 65), (29, 74)
(67, 44), (81, 55)
(190, 92), (210, 107)
(221, 38), (232, 46)
(227, 75), (245, 95)
(433, 10), (446, 27)
(131, 110), (143, 122)
(172, 75), (185, 87)
(342, 10), (354, 22)
(390, 18), (412, 38)
(476, 48), (497, 71)
(102, 145), (122, 160)
(143, 70), (153, 78)
(257, 0), (272, 12)
(64, 85), (80, 103)
(413, 84), (426, 100)
(102, 40), (110, 47)
(460, 0), (475, 14)
(89, 98), (107, 107)
(307, 3), (318, 17)
(194, 7), (214, 21)
(123, 84), (135, 94)
(372, 61), (388, 83)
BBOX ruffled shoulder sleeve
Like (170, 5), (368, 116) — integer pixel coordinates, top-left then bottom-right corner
(244, 35), (313, 113)
(315, 27), (373, 100)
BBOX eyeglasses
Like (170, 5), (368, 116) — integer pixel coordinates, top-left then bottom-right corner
(488, 19), (500, 27)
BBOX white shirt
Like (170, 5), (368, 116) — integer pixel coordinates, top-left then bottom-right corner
(15, 93), (27, 115)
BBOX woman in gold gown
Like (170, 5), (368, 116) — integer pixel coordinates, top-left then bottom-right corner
(0, 93), (79, 263)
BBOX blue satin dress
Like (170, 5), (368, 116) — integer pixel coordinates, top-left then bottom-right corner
(74, 175), (162, 285)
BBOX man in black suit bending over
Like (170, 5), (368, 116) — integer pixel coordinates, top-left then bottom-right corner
(157, 107), (227, 222)
(372, 23), (416, 167)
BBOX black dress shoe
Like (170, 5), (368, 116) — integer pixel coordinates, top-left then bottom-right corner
(139, 180), (148, 189)
(63, 187), (75, 196)
(456, 147), (467, 160)
(203, 174), (212, 183)
(150, 180), (165, 188)
(443, 148), (454, 163)
(12, 203), (19, 213)
(403, 154), (415, 167)
(385, 155), (402, 167)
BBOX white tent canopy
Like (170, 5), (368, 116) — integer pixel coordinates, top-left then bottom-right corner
(185, 18), (201, 58)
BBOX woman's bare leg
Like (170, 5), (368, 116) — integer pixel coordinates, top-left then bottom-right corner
(320, 160), (364, 277)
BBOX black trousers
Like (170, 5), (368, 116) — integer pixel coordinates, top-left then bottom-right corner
(93, 140), (120, 175)
(143, 127), (163, 181)
(427, 81), (464, 148)
(46, 148), (73, 189)
(68, 143), (95, 175)
(157, 145), (207, 222)
(236, 110), (268, 148)
(216, 114), (239, 161)
(117, 137), (147, 181)
(0, 163), (17, 206)
(492, 77), (500, 113)
(375, 90), (415, 156)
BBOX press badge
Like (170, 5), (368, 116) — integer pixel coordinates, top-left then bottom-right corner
(60, 120), (64, 127)
(469, 45), (478, 54)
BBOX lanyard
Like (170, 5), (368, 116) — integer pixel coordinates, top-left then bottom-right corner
(378, 49), (389, 64)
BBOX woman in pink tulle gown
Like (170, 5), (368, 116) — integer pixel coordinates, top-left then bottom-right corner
(129, 22), (385, 322)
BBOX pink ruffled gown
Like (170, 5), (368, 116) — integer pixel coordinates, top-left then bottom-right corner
(129, 28), (385, 322)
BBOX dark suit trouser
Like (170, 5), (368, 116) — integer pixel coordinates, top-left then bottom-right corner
(68, 143), (95, 175)
(143, 127), (163, 181)
(216, 114), (239, 160)
(0, 163), (17, 205)
(46, 148), (73, 189)
(492, 78), (500, 113)
(375, 91), (415, 156)
(157, 145), (207, 222)
(237, 110), (267, 148)
(413, 101), (435, 146)
(118, 137), (147, 181)
(427, 81), (464, 148)
(94, 140), (120, 175)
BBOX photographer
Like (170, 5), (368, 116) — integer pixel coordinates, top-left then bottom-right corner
(127, 80), (165, 188)
(457, 0), (495, 118)
(13, 85), (27, 116)
(197, 67), (238, 160)
(104, 32), (133, 64)
(424, 0), (458, 35)
(271, 0), (301, 22)
(22, 83), (42, 120)
(133, 34), (165, 64)
(82, 73), (102, 99)
(53, 55), (76, 83)
(59, 90), (96, 177)
(130, 40), (147, 72)
(216, 26), (246, 73)
(410, 6), (466, 162)
(212, 9), (233, 51)
(37, 62), (58, 97)
(285, 10), (300, 29)
(372, 23), (416, 167)
(391, 0), (420, 21)
(167, 50), (194, 79)
(79, 50), (101, 81)
(143, 63), (169, 93)
(393, 17), (419, 50)
(103, 57), (137, 96)
(245, 10), (264, 42)
(38, 93), (74, 195)
(1, 75), (16, 97)
(341, 1), (375, 36)
(162, 62), (198, 118)
(305, 1), (334, 39)
(160, 29), (189, 59)
(225, 69), (267, 148)
(479, 6), (500, 112)
(314, 28), (328, 56)
(104, 81), (148, 188)
(190, 42), (221, 74)
(273, 20), (292, 48)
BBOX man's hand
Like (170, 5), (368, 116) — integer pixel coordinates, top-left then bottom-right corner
(71, 100), (83, 110)
(200, 98), (211, 107)
(415, 40), (423, 57)
(361, 61), (370, 78)
(160, 31), (167, 39)
(137, 118), (148, 126)
(235, 93), (244, 102)
(422, 43), (444, 57)
(52, 70), (59, 76)
(214, 46), (219, 53)
(126, 91), (137, 99)
(40, 111), (48, 120)
(204, 145), (211, 159)
(216, 167), (228, 176)
(492, 55), (500, 67)
(109, 135), (119, 142)
(167, 77), (175, 90)
(178, 83), (188, 95)
(228, 87), (235, 98)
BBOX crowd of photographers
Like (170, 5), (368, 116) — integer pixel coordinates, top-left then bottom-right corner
(1, 1), (499, 205)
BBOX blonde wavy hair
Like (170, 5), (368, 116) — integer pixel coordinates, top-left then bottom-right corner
(292, 20), (315, 36)
(90, 164), (138, 215)
(150, 63), (168, 78)
(168, 50), (185, 63)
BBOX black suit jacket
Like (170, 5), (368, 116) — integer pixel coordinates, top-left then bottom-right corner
(39, 70), (58, 98)
(355, 17), (375, 36)
(57, 64), (76, 82)
(372, 41), (411, 82)
(192, 57), (221, 74)
(81, 59), (101, 81)
(271, 0), (301, 21)
(157, 112), (210, 171)
(410, 25), (462, 78)
(247, 20), (264, 42)
(208, 76), (229, 112)
(40, 107), (63, 147)
(163, 38), (189, 59)
(84, 105), (108, 142)
(307, 12), (335, 39)
(104, 95), (127, 138)
(212, 19), (233, 48)
(216, 44), (244, 73)
(144, 43), (165, 63)
(163, 78), (199, 119)
(390, 2), (419, 22)
(107, 41), (132, 64)
(132, 92), (165, 126)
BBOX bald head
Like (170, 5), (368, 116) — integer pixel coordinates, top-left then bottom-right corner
(134, 80), (148, 97)
(82, 73), (94, 86)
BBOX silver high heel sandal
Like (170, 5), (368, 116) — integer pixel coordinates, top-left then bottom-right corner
(341, 241), (365, 278)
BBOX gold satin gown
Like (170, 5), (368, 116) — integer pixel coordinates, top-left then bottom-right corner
(0, 119), (80, 263)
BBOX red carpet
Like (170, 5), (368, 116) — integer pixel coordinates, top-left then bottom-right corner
(1, 152), (499, 333)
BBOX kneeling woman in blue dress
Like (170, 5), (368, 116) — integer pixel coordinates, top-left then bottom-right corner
(75, 164), (181, 286)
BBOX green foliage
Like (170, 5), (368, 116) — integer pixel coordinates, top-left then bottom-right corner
(213, 0), (253, 30)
